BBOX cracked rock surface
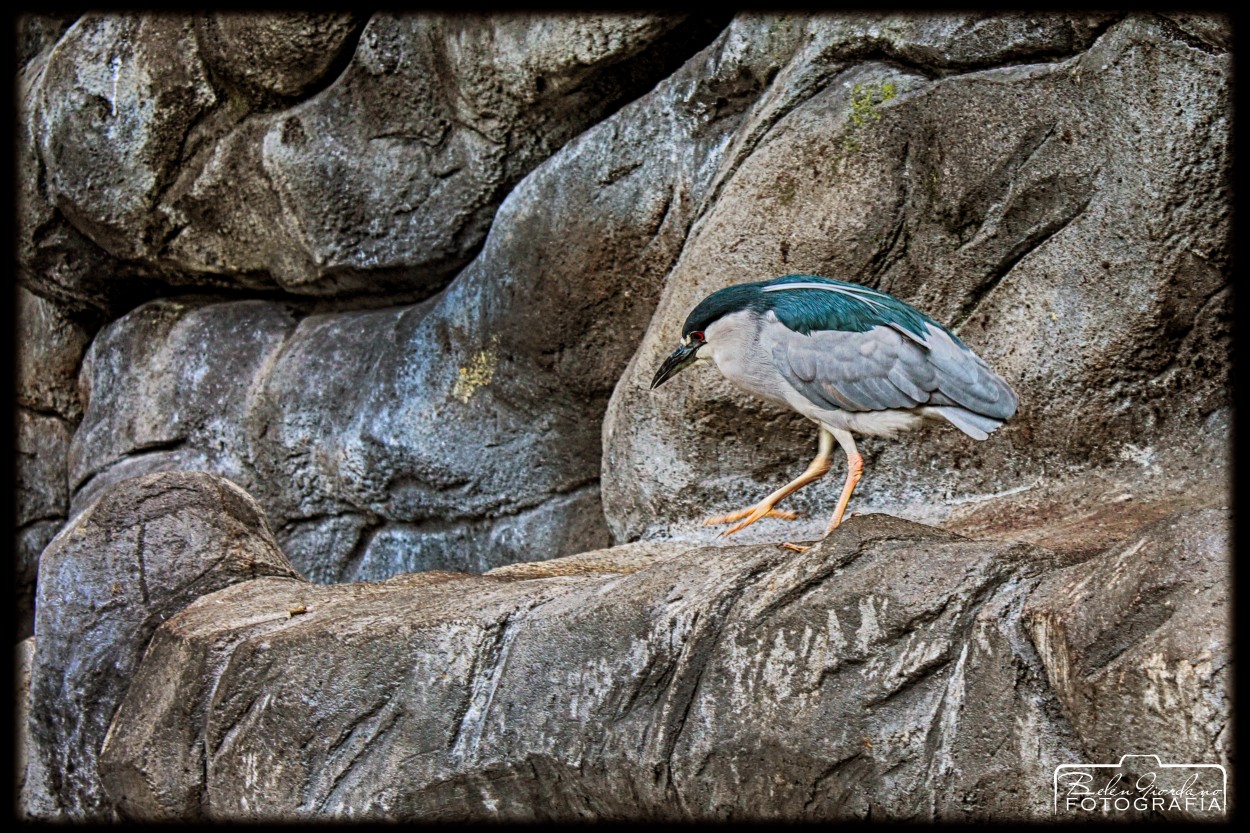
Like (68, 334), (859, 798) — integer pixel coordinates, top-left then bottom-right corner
(603, 13), (1230, 544)
(15, 10), (1231, 821)
(92, 509), (1226, 820)
(26, 471), (301, 820)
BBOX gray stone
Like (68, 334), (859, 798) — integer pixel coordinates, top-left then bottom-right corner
(67, 18), (788, 582)
(1024, 508), (1231, 807)
(16, 637), (45, 819)
(15, 286), (96, 637)
(17, 12), (1234, 821)
(99, 515), (1089, 820)
(16, 410), (71, 532)
(35, 15), (219, 262)
(16, 521), (60, 638)
(16, 286), (93, 421)
(17, 14), (78, 71)
(16, 409), (73, 638)
(28, 471), (302, 820)
(20, 13), (722, 300)
(602, 14), (1230, 545)
(816, 13), (1116, 70)
(195, 13), (363, 103)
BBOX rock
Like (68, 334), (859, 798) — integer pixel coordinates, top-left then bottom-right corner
(1161, 13), (1231, 52)
(1024, 509), (1231, 787)
(16, 637), (44, 818)
(163, 13), (721, 294)
(17, 410), (72, 542)
(67, 18), (789, 582)
(602, 14), (1230, 544)
(16, 521), (61, 639)
(68, 299), (297, 510)
(100, 515), (1087, 820)
(28, 471), (302, 820)
(816, 13), (1116, 70)
(14, 287), (97, 637)
(16, 286), (94, 421)
(34, 15), (219, 262)
(16, 13), (78, 71)
(16, 410), (73, 638)
(195, 13), (363, 103)
(16, 36), (128, 316)
(17, 13), (1234, 820)
(20, 12), (724, 300)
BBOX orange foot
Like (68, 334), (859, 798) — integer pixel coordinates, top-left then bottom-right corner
(703, 504), (798, 536)
(779, 542), (813, 553)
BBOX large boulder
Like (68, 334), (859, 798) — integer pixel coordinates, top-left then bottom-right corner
(26, 471), (302, 820)
(601, 13), (1230, 544)
(19, 13), (723, 305)
(100, 515), (1087, 820)
(1025, 509), (1231, 788)
(65, 17), (799, 582)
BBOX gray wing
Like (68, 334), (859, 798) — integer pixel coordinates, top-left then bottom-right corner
(763, 313), (1017, 419)
(918, 324), (1018, 420)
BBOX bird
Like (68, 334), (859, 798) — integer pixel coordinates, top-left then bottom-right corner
(649, 274), (1018, 549)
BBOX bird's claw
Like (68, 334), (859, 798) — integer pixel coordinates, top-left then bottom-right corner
(779, 542), (813, 553)
(703, 506), (798, 535)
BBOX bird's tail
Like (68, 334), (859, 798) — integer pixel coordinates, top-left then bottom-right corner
(924, 406), (1005, 441)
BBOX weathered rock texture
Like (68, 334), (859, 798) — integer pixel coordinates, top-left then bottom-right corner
(26, 471), (301, 820)
(63, 13), (778, 582)
(1025, 509), (1231, 790)
(16, 637), (42, 818)
(15, 10), (1232, 823)
(94, 510), (1229, 821)
(603, 12), (1230, 544)
(19, 12), (723, 308)
(15, 286), (97, 638)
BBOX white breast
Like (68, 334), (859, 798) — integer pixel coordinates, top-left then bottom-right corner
(704, 311), (793, 408)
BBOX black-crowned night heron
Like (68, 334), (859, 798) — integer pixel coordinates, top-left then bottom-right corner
(650, 274), (1018, 549)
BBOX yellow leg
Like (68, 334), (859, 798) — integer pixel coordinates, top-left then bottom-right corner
(704, 429), (834, 536)
(825, 428), (864, 535)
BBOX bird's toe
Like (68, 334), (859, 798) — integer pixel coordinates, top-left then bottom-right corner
(704, 506), (797, 526)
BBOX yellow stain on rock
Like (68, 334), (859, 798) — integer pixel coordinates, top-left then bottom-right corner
(452, 348), (498, 403)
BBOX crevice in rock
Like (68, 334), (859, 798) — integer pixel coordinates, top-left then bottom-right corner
(287, 13), (371, 107)
(803, 750), (866, 812)
(16, 514), (68, 532)
(1153, 13), (1227, 55)
(658, 550), (788, 810)
(864, 146), (910, 283)
(448, 609), (518, 759)
(15, 402), (75, 425)
(950, 194), (1091, 333)
(1079, 583), (1178, 678)
(70, 437), (189, 498)
(748, 540), (871, 624)
(303, 694), (391, 811)
(882, 14), (1126, 78)
(865, 649), (954, 707)
(334, 514), (385, 584)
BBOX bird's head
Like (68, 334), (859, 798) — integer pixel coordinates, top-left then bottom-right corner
(649, 327), (712, 389)
(650, 284), (762, 390)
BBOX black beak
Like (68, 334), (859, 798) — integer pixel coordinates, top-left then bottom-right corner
(650, 343), (699, 390)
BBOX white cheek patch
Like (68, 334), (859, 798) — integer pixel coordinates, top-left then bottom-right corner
(695, 343), (712, 365)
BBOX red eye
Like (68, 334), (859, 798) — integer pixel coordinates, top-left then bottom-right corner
(692, 331), (704, 342)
